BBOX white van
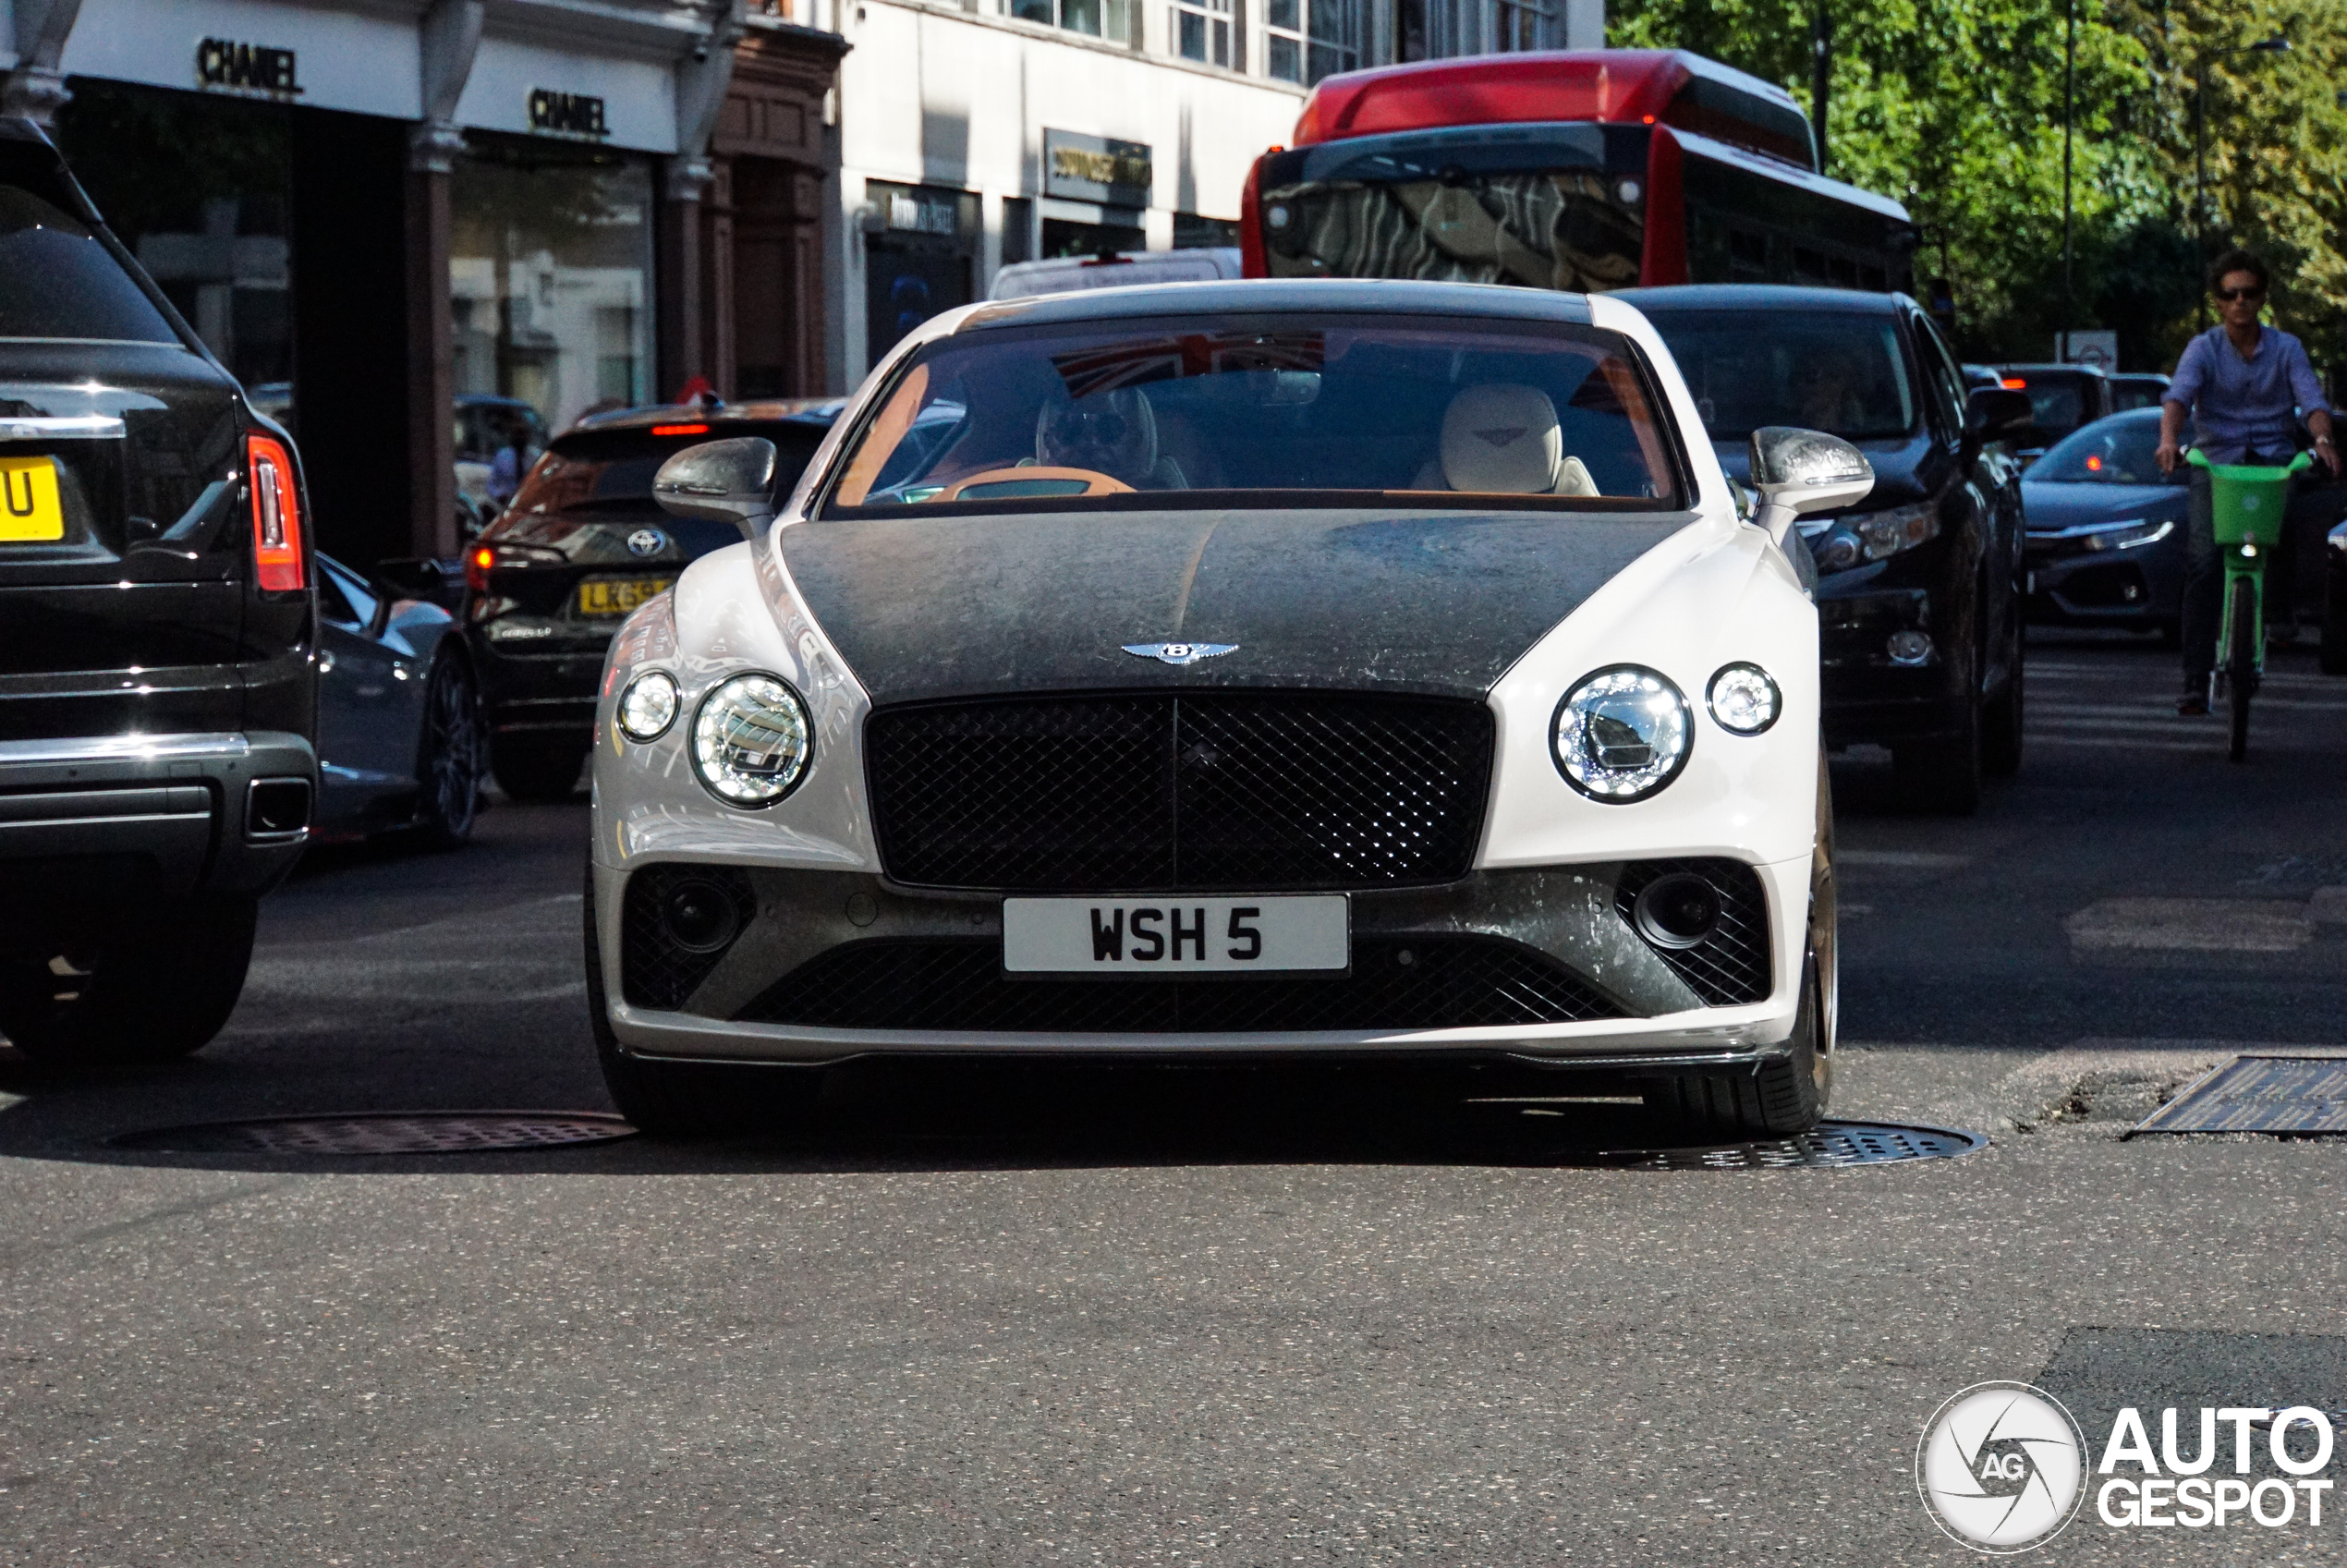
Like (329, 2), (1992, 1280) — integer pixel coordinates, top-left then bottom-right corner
(988, 248), (1243, 301)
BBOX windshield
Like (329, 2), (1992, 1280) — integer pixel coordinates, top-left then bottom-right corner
(2027, 413), (2170, 485)
(822, 316), (1684, 514)
(2008, 374), (2088, 432)
(1639, 310), (1917, 442)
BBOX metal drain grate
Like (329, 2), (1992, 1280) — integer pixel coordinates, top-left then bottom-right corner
(110, 1112), (638, 1155)
(2130, 1055), (2347, 1136)
(1583, 1120), (1987, 1171)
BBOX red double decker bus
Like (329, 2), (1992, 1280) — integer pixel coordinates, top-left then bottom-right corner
(1240, 50), (1917, 297)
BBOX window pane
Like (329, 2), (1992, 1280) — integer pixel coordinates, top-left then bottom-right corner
(1011, 0), (1053, 23)
(1179, 9), (1208, 58)
(0, 184), (179, 345)
(1212, 17), (1230, 64)
(450, 146), (655, 435)
(826, 316), (1684, 511)
(1062, 0), (1102, 32)
(1269, 0), (1297, 29)
(1269, 33), (1302, 79)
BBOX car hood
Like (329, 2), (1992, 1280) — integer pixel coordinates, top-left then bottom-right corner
(2020, 480), (2187, 532)
(778, 508), (1692, 704)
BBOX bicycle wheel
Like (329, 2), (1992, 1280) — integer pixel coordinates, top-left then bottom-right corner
(2227, 576), (2258, 762)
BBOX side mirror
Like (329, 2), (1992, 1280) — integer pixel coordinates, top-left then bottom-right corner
(652, 437), (778, 539)
(1964, 387), (2034, 441)
(1747, 426), (1875, 543)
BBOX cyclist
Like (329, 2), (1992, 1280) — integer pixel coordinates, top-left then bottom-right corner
(2155, 248), (2338, 714)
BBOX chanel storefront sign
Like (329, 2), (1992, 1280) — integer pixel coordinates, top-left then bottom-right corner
(195, 38), (302, 98)
(529, 89), (610, 140)
(1043, 130), (1153, 209)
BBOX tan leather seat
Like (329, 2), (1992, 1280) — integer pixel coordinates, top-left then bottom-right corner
(1432, 383), (1601, 495)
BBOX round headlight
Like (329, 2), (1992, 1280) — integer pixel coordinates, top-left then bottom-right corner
(692, 673), (812, 807)
(1551, 666), (1692, 802)
(1706, 662), (1782, 735)
(616, 671), (679, 743)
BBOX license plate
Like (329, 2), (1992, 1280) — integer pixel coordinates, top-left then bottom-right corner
(1003, 895), (1349, 974)
(578, 577), (673, 615)
(0, 456), (64, 541)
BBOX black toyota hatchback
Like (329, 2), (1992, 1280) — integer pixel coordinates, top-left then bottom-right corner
(0, 118), (315, 1062)
(461, 399), (837, 800)
(1619, 286), (2034, 812)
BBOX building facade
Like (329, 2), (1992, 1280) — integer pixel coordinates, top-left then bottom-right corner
(0, 0), (847, 568)
(813, 0), (1601, 385)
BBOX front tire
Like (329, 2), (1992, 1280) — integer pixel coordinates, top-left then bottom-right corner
(1650, 953), (1830, 1139)
(491, 735), (590, 803)
(0, 894), (258, 1066)
(2227, 577), (2258, 762)
(1981, 608), (2025, 778)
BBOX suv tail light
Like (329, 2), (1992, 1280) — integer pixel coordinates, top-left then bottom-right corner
(247, 434), (305, 591)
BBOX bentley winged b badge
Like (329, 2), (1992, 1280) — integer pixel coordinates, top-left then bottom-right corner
(1123, 642), (1238, 667)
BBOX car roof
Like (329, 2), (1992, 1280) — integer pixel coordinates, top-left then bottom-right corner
(1997, 362), (2108, 378)
(1611, 284), (1910, 315)
(954, 277), (1597, 333)
(569, 397), (844, 434)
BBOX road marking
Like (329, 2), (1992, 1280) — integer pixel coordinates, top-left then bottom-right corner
(2066, 896), (2313, 952)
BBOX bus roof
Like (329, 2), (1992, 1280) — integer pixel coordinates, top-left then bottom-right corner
(1290, 50), (1816, 171)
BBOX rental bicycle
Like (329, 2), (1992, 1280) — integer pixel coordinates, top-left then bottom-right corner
(2188, 447), (2314, 760)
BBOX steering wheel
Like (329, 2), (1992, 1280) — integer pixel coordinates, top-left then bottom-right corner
(934, 467), (1134, 502)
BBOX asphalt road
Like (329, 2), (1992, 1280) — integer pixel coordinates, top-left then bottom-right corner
(3, 629), (2345, 1565)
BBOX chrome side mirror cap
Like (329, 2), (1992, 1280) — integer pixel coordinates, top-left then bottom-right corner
(652, 437), (778, 538)
(1747, 426), (1875, 542)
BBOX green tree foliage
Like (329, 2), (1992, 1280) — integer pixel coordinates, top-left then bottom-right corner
(1610, 0), (2347, 372)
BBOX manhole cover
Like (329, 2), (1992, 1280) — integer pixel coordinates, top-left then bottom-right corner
(2130, 1055), (2347, 1135)
(110, 1112), (637, 1155)
(1581, 1120), (1986, 1171)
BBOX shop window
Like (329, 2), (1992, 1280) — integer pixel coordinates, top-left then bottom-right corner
(451, 140), (654, 435)
(1174, 213), (1239, 249)
(1040, 218), (1146, 260)
(51, 81), (293, 392)
(1179, 0), (1237, 67)
(1009, 0), (1136, 42)
(1269, 0), (1358, 83)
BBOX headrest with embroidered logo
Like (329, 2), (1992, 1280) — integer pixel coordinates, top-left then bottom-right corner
(1439, 383), (1563, 493)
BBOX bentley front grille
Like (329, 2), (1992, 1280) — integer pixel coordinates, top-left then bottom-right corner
(864, 692), (1493, 893)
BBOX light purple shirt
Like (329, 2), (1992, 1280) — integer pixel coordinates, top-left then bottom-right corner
(2165, 324), (2329, 464)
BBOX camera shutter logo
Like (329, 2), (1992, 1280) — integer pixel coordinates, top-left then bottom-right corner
(1915, 1382), (2087, 1552)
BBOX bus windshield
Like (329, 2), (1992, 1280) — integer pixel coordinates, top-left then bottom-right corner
(1636, 309), (1917, 443)
(821, 315), (1684, 514)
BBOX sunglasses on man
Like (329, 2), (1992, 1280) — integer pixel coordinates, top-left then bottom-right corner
(2214, 285), (2266, 302)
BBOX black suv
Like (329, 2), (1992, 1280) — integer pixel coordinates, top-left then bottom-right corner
(458, 399), (836, 800)
(1619, 285), (2034, 813)
(0, 119), (315, 1063)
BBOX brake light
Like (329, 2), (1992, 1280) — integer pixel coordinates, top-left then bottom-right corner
(651, 423), (711, 437)
(2086, 455), (2103, 471)
(2001, 377), (2027, 390)
(247, 434), (304, 591)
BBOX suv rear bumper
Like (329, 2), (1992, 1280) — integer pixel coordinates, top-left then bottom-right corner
(0, 731), (315, 930)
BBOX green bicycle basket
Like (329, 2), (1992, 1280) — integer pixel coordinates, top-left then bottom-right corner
(2186, 448), (2314, 546)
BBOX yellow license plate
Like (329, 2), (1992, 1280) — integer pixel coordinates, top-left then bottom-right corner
(0, 456), (64, 541)
(578, 577), (673, 616)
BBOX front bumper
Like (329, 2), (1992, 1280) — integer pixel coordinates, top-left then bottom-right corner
(2025, 544), (2182, 627)
(592, 857), (1812, 1069)
(0, 730), (316, 938)
(1816, 586), (1967, 745)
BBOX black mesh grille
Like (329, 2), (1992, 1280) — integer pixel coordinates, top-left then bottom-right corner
(736, 936), (1618, 1032)
(866, 694), (1493, 892)
(1614, 857), (1772, 1006)
(620, 864), (757, 1010)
